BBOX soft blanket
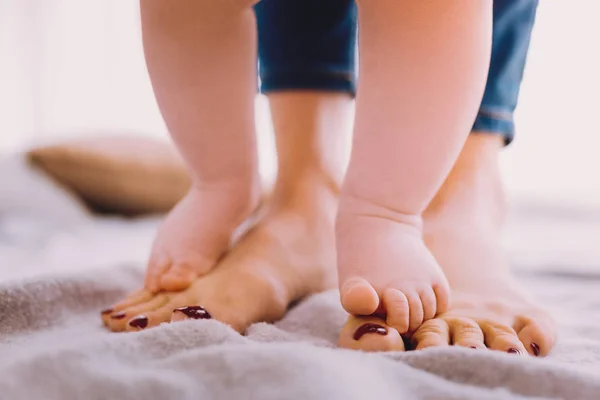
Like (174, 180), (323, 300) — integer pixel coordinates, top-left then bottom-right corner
(1, 267), (600, 400)
(1, 155), (600, 400)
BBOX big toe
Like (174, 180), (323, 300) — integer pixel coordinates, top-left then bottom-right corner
(340, 277), (380, 316)
(171, 305), (212, 322)
(515, 315), (556, 357)
(338, 316), (405, 352)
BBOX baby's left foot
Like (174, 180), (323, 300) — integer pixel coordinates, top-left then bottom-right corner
(336, 196), (450, 335)
(102, 171), (339, 333)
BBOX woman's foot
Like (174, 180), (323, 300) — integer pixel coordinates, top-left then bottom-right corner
(336, 196), (450, 334)
(410, 285), (555, 356)
(415, 135), (556, 356)
(103, 173), (338, 333)
(339, 135), (556, 356)
(144, 181), (259, 292)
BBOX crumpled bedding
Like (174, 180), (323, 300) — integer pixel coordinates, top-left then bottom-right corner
(1, 155), (599, 400)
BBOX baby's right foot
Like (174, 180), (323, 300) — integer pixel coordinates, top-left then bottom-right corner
(145, 181), (258, 292)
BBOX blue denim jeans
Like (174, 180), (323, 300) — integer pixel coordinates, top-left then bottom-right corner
(255, 0), (538, 144)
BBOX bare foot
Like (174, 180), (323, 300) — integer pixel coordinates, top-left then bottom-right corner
(336, 195), (450, 335)
(411, 287), (556, 356)
(414, 136), (556, 356)
(339, 135), (556, 356)
(102, 175), (337, 333)
(145, 181), (258, 292)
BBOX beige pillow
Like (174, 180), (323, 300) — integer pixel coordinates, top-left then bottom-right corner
(26, 136), (191, 216)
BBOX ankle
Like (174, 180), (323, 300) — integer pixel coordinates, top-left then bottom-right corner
(190, 174), (261, 218)
(424, 134), (507, 228)
(271, 166), (340, 212)
(267, 91), (352, 212)
(337, 191), (423, 234)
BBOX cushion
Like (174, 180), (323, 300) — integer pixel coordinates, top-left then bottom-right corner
(26, 136), (191, 216)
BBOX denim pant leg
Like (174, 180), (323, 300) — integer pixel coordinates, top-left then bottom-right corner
(254, 0), (357, 95)
(474, 0), (539, 144)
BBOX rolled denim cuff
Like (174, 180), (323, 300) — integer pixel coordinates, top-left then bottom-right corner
(472, 108), (515, 145)
(260, 69), (356, 97)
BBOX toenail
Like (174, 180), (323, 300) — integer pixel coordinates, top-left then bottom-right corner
(470, 346), (478, 349)
(129, 316), (148, 329)
(111, 312), (126, 319)
(507, 348), (521, 355)
(530, 343), (540, 357)
(174, 306), (212, 320)
(101, 308), (114, 315)
(353, 323), (388, 341)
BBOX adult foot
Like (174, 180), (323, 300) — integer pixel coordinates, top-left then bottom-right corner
(414, 135), (556, 356)
(336, 195), (450, 335)
(103, 174), (338, 333)
(410, 287), (555, 356)
(144, 180), (259, 292)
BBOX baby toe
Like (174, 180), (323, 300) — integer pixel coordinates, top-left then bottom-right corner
(406, 291), (425, 333)
(432, 282), (450, 315)
(160, 263), (198, 292)
(383, 288), (410, 334)
(145, 255), (171, 293)
(419, 286), (437, 321)
(339, 277), (380, 316)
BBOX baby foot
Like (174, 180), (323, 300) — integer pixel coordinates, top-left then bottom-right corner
(145, 182), (258, 292)
(103, 175), (338, 332)
(336, 196), (450, 335)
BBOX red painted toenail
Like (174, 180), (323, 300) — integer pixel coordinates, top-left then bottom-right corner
(530, 343), (540, 356)
(470, 346), (478, 349)
(101, 308), (114, 315)
(353, 323), (388, 341)
(174, 306), (212, 320)
(507, 348), (521, 355)
(129, 316), (148, 329)
(111, 312), (126, 319)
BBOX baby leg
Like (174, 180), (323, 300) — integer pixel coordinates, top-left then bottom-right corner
(337, 0), (492, 333)
(140, 0), (261, 292)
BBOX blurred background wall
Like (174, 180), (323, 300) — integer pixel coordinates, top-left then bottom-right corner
(1, 0), (599, 209)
